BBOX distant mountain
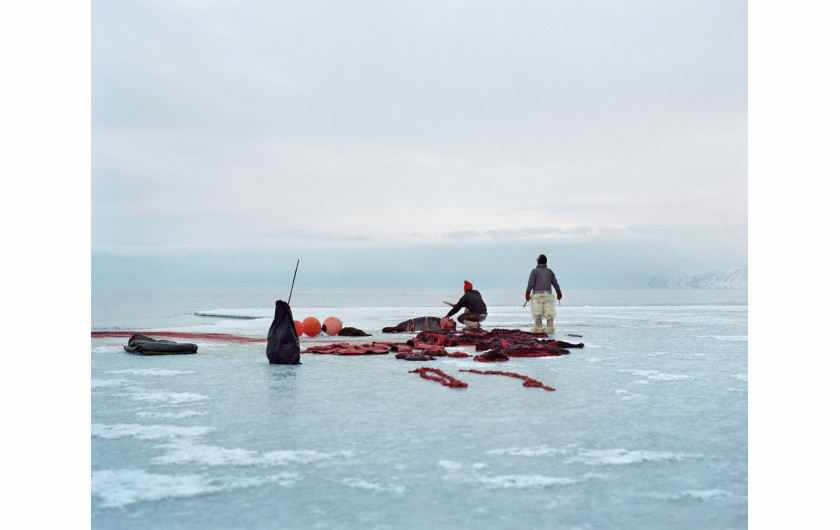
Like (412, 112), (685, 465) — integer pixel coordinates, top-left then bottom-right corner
(648, 269), (748, 289)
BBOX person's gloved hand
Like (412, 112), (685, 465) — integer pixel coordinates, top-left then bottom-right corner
(525, 291), (531, 302)
(557, 291), (563, 300)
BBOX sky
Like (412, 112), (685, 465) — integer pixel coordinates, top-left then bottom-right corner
(90, 0), (747, 289)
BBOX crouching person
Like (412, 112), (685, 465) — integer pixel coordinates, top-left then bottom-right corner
(445, 281), (487, 331)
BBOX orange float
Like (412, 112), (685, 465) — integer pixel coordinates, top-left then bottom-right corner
(322, 316), (343, 336)
(302, 317), (321, 337)
(294, 320), (304, 337)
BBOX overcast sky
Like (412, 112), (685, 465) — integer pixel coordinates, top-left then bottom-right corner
(91, 0), (747, 288)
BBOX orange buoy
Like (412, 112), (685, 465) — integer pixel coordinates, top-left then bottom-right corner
(302, 316), (321, 337)
(322, 316), (343, 336)
(294, 320), (304, 337)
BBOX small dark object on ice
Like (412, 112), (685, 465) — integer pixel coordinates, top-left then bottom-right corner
(337, 327), (371, 337)
(124, 334), (198, 355)
(474, 350), (510, 363)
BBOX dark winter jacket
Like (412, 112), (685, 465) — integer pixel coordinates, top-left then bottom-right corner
(446, 289), (487, 317)
(527, 264), (561, 293)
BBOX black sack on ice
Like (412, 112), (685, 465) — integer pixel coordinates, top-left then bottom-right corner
(266, 300), (301, 365)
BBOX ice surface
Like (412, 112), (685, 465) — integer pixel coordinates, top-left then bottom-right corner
(91, 287), (747, 529)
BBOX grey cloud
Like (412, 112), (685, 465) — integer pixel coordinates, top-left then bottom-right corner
(484, 227), (596, 239)
(443, 227), (597, 241)
(443, 230), (483, 241)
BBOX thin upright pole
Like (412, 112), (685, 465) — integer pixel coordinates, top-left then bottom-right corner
(288, 259), (300, 304)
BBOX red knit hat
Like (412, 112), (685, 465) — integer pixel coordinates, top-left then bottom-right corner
(464, 281), (473, 290)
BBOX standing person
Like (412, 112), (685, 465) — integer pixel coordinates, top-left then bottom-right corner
(444, 281), (487, 331)
(525, 254), (563, 334)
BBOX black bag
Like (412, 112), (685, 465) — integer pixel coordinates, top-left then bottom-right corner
(266, 300), (301, 365)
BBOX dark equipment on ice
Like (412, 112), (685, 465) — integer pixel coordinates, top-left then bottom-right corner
(337, 326), (371, 337)
(266, 300), (301, 365)
(124, 334), (198, 355)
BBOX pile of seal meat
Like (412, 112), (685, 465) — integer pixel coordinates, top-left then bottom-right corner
(301, 328), (583, 362)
